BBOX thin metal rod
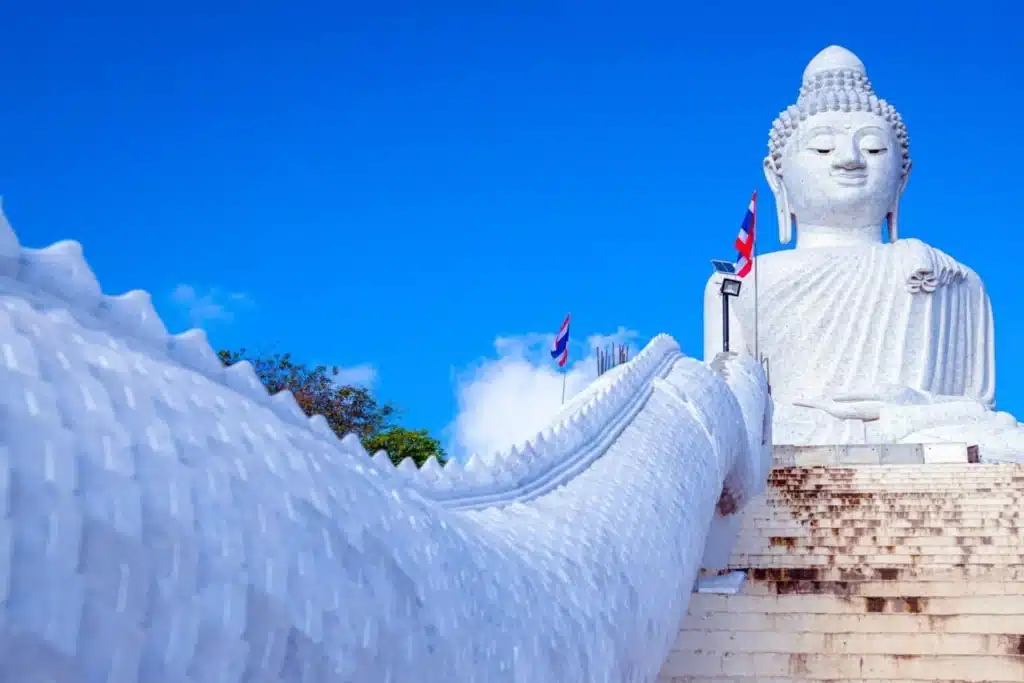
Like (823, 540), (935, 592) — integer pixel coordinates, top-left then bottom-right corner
(753, 217), (760, 362)
(561, 371), (567, 404)
(722, 292), (731, 353)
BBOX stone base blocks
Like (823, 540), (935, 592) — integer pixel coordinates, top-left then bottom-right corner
(659, 460), (1024, 682)
(772, 442), (972, 467)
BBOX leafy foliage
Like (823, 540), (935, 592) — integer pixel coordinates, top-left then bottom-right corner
(217, 348), (395, 441)
(364, 427), (447, 467)
(217, 348), (446, 466)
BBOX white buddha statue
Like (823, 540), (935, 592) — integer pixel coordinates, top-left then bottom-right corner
(704, 45), (1023, 462)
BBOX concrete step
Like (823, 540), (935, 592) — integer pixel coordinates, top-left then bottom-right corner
(767, 484), (1024, 491)
(743, 523), (1024, 535)
(686, 593), (1024, 616)
(743, 522), (1024, 534)
(742, 524), (1022, 536)
(767, 482), (1024, 490)
(769, 490), (1024, 497)
(739, 579), (1023, 597)
(759, 504), (1022, 513)
(763, 492), (1024, 500)
(736, 535), (1024, 549)
(682, 609), (1024, 634)
(672, 629), (1024, 656)
(766, 463), (1024, 472)
(760, 500), (1024, 509)
(734, 541), (1022, 555)
(660, 651), (1024, 681)
(665, 679), (1017, 683)
(736, 532), (1024, 546)
(737, 528), (1024, 540)
(751, 495), (1022, 506)
(745, 511), (1022, 522)
(768, 477), (1024, 484)
(731, 554), (1022, 567)
(737, 566), (1024, 582)
(753, 499), (1015, 509)
(758, 499), (1023, 509)
(767, 472), (1024, 481)
(766, 471), (1024, 488)
(768, 492), (1024, 497)
(761, 489), (1024, 498)
(748, 509), (1023, 518)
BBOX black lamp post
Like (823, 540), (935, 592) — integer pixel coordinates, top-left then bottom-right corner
(719, 277), (742, 353)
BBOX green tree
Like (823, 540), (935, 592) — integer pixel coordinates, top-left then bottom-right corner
(365, 426), (448, 467)
(217, 348), (395, 440)
(217, 348), (446, 466)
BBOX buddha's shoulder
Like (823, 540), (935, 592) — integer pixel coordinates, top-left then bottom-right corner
(891, 237), (951, 257)
(757, 239), (979, 270)
(702, 240), (983, 288)
(891, 237), (983, 285)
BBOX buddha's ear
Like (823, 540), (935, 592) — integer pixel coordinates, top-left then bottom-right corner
(900, 161), (912, 194)
(762, 155), (782, 193)
(887, 163), (912, 243)
(763, 156), (793, 245)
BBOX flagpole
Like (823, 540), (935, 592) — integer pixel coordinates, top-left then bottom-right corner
(551, 312), (571, 405)
(752, 191), (760, 364)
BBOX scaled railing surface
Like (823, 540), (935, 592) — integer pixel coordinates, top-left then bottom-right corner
(0, 208), (771, 683)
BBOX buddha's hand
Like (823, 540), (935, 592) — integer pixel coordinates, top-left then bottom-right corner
(795, 396), (883, 421)
(795, 385), (932, 422)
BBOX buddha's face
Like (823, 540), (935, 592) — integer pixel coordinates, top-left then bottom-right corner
(780, 110), (903, 230)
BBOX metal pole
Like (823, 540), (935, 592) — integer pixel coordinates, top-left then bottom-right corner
(722, 291), (731, 353)
(561, 371), (567, 404)
(753, 223), (760, 362)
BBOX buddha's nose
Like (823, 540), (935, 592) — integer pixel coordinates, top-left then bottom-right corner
(833, 142), (866, 170)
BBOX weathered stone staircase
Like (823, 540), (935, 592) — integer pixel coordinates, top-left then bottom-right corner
(659, 454), (1024, 682)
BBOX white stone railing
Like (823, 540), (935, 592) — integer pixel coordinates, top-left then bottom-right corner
(376, 334), (683, 509)
(0, 223), (349, 447)
(0, 209), (771, 682)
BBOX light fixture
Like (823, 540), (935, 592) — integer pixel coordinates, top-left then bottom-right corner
(720, 278), (742, 297)
(718, 277), (742, 353)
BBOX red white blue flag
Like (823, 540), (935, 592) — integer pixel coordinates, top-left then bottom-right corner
(550, 313), (570, 367)
(732, 191), (757, 278)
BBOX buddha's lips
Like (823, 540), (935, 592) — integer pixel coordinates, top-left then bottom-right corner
(831, 171), (868, 184)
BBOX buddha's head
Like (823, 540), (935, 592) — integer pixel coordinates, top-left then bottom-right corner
(764, 46), (912, 248)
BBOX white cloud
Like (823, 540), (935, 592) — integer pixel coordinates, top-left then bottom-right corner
(448, 326), (640, 460)
(170, 284), (250, 327)
(331, 363), (378, 388)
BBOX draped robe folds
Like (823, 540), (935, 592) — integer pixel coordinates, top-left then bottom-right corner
(723, 237), (997, 445)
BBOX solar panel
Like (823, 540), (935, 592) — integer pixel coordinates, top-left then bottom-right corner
(711, 260), (736, 274)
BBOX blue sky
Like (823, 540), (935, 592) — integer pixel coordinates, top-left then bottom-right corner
(2, 1), (1021, 455)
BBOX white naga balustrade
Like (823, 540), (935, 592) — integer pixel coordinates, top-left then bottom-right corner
(0, 207), (771, 682)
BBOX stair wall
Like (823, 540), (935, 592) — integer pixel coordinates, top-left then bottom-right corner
(658, 461), (1024, 682)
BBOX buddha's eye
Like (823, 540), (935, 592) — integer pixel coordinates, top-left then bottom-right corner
(860, 134), (888, 155)
(806, 134), (835, 155)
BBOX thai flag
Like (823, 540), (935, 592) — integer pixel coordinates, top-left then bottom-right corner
(550, 313), (570, 367)
(732, 191), (756, 278)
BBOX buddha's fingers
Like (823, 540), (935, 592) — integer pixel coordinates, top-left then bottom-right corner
(830, 391), (881, 403)
(794, 398), (883, 421)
